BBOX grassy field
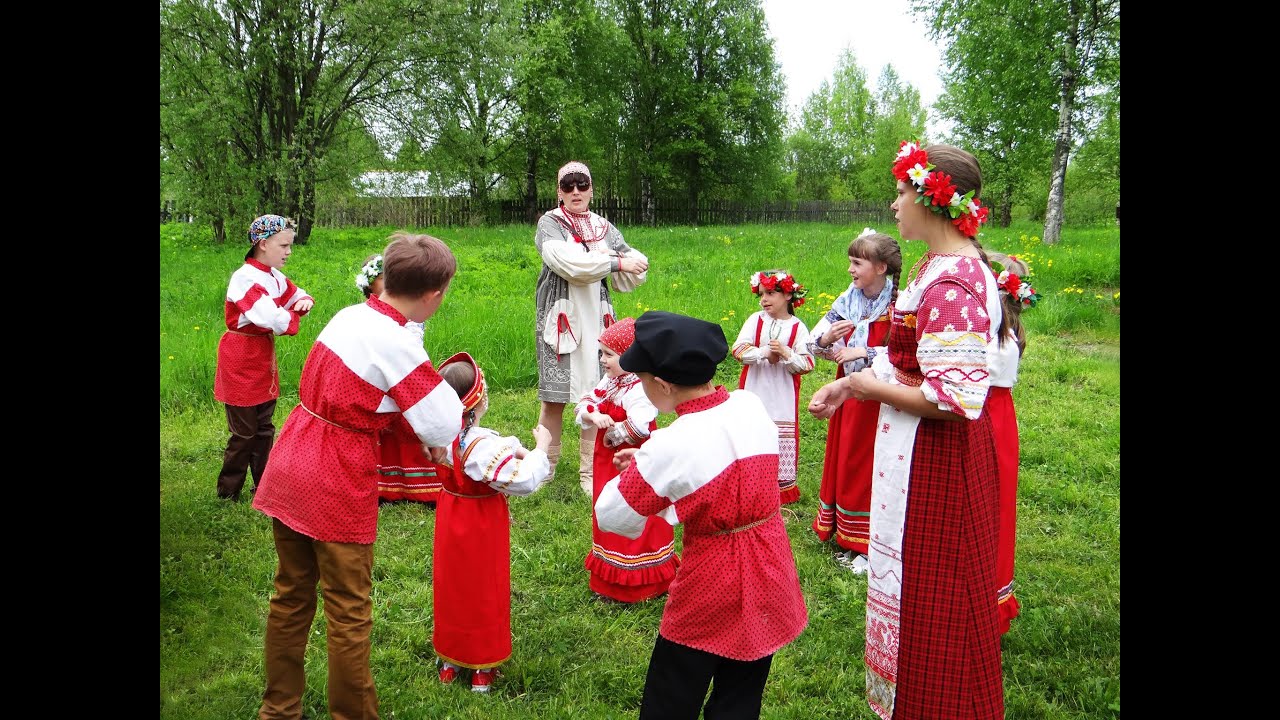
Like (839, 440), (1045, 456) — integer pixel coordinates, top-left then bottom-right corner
(160, 220), (1119, 719)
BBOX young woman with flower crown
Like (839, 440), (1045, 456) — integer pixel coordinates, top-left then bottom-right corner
(806, 229), (902, 572)
(535, 161), (650, 497)
(353, 254), (446, 505)
(809, 142), (1004, 720)
(731, 271), (815, 504)
(573, 317), (679, 603)
(985, 252), (1039, 635)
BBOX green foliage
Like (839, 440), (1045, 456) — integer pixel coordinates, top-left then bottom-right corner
(161, 219), (1119, 719)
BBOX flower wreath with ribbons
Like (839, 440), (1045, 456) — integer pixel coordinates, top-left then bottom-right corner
(989, 257), (1041, 308)
(749, 270), (807, 307)
(892, 140), (990, 238)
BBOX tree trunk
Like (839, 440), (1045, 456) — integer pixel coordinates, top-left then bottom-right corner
(524, 149), (539, 223)
(1043, 2), (1080, 246)
(212, 216), (227, 245)
(641, 174), (655, 227)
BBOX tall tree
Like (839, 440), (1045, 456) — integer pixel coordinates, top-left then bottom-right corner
(160, 0), (439, 242)
(913, 0), (1119, 242)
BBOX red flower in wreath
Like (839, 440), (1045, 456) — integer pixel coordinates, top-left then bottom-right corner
(922, 171), (956, 207)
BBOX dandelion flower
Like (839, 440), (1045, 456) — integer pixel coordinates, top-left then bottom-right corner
(193, 326), (201, 330)
(1113, 292), (1120, 300)
(168, 355), (175, 360)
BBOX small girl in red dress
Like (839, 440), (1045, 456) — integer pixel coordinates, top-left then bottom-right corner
(431, 352), (553, 693)
(574, 317), (678, 602)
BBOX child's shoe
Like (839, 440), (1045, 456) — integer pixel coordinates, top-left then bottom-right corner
(438, 660), (460, 684)
(471, 668), (495, 693)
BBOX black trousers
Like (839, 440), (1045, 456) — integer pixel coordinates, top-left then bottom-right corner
(639, 633), (775, 720)
(216, 400), (276, 499)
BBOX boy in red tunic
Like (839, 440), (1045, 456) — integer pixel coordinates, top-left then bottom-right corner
(252, 233), (464, 720)
(213, 214), (314, 500)
(596, 311), (808, 719)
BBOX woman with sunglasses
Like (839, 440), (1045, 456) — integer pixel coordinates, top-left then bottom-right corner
(534, 161), (650, 495)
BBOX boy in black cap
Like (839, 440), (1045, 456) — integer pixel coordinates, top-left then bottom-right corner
(595, 310), (808, 719)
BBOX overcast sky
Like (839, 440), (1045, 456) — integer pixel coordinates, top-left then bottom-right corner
(760, 0), (947, 133)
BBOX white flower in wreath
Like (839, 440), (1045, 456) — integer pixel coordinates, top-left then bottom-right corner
(907, 164), (930, 186)
(750, 272), (763, 290)
(897, 141), (920, 158)
(774, 271), (788, 283)
(950, 191), (965, 208)
(945, 288), (958, 302)
(997, 270), (1010, 286)
(929, 307), (940, 321)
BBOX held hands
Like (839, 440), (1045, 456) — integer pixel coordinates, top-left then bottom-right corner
(295, 298), (315, 313)
(426, 445), (450, 464)
(586, 412), (616, 431)
(531, 423), (552, 452)
(824, 319), (854, 346)
(807, 375), (858, 420)
(613, 447), (638, 472)
(845, 367), (879, 401)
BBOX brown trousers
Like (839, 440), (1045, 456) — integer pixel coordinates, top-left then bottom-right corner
(260, 519), (378, 720)
(217, 400), (276, 499)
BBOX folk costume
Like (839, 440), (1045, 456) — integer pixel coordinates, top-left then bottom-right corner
(573, 318), (677, 603)
(731, 302), (815, 504)
(989, 329), (1023, 633)
(252, 294), (464, 720)
(597, 312), (807, 719)
(806, 278), (894, 554)
(432, 352), (552, 674)
(376, 322), (443, 504)
(214, 214), (313, 500)
(863, 253), (1003, 720)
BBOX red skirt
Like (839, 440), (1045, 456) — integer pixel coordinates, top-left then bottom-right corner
(894, 413), (1003, 720)
(987, 386), (1021, 633)
(811, 394), (879, 554)
(585, 433), (679, 602)
(432, 489), (511, 669)
(376, 423), (442, 504)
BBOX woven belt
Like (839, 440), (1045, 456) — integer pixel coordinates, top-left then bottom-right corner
(711, 508), (779, 536)
(299, 402), (371, 434)
(894, 368), (924, 387)
(443, 487), (498, 499)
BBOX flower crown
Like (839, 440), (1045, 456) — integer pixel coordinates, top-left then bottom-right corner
(990, 258), (1041, 308)
(892, 141), (990, 238)
(355, 255), (384, 292)
(749, 271), (807, 307)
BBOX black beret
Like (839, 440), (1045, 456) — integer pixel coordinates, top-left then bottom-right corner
(619, 311), (728, 386)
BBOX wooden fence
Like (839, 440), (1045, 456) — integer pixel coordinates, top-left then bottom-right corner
(163, 196), (893, 228)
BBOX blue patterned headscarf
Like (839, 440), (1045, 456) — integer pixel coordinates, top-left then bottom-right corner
(246, 215), (295, 259)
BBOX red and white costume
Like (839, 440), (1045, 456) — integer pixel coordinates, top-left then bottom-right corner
(596, 387), (808, 661)
(574, 371), (676, 602)
(988, 329), (1022, 634)
(214, 258), (312, 406)
(807, 310), (891, 554)
(731, 313), (814, 504)
(253, 296), (463, 544)
(863, 254), (1004, 720)
(433, 421), (552, 670)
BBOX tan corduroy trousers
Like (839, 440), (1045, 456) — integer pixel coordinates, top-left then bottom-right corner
(260, 519), (378, 720)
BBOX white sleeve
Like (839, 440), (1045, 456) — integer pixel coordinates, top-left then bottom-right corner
(228, 271), (297, 335)
(536, 216), (613, 285)
(464, 434), (551, 497)
(730, 314), (767, 365)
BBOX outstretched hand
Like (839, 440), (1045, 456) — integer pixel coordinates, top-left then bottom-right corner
(295, 298), (315, 313)
(613, 447), (638, 472)
(808, 377), (854, 420)
(532, 423), (552, 451)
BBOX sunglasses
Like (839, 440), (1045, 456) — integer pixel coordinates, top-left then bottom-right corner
(559, 177), (591, 192)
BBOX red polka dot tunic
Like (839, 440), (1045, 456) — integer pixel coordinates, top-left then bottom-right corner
(214, 259), (312, 407)
(595, 386), (809, 660)
(253, 297), (464, 544)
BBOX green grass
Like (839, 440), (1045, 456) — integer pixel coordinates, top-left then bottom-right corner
(160, 220), (1119, 719)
